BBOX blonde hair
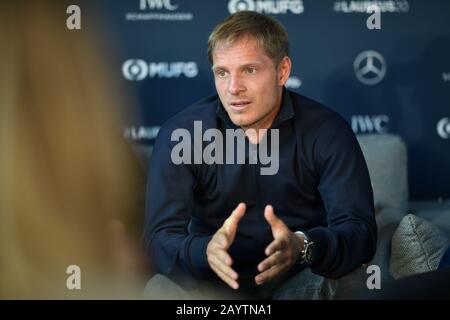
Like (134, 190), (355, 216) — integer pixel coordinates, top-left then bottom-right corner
(0, 1), (144, 298)
(207, 11), (289, 65)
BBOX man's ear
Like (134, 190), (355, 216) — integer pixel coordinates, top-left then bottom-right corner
(278, 56), (292, 86)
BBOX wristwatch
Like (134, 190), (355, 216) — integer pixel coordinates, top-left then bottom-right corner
(295, 231), (315, 265)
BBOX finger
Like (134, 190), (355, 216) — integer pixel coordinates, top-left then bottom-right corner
(224, 203), (246, 233)
(216, 248), (233, 266)
(255, 263), (286, 285)
(264, 205), (282, 229)
(208, 245), (233, 267)
(210, 263), (239, 290)
(209, 254), (238, 280)
(264, 239), (285, 256)
(257, 250), (283, 273)
(212, 231), (229, 250)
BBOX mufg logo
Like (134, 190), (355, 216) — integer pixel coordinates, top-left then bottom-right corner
(437, 118), (450, 139)
(228, 0), (304, 14)
(123, 60), (198, 80)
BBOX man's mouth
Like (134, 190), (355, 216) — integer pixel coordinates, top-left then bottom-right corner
(229, 100), (251, 111)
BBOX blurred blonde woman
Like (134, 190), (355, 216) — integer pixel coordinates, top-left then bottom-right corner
(0, 1), (149, 299)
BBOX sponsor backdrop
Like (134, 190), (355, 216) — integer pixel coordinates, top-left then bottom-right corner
(87, 0), (450, 199)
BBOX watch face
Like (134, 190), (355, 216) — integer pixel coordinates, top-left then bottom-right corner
(305, 242), (315, 264)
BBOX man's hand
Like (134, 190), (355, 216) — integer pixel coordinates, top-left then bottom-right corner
(206, 203), (246, 290)
(255, 205), (303, 285)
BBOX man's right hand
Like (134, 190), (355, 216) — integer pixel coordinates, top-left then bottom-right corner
(206, 203), (246, 290)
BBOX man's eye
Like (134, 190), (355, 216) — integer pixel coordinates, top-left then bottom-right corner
(246, 67), (257, 74)
(216, 70), (227, 78)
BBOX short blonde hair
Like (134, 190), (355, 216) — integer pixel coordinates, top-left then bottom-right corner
(207, 11), (289, 65)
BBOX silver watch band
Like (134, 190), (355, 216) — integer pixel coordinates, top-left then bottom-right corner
(294, 230), (308, 260)
(295, 230), (313, 265)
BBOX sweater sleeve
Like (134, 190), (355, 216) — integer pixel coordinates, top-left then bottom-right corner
(307, 117), (377, 279)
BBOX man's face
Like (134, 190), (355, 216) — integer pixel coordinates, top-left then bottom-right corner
(212, 36), (290, 130)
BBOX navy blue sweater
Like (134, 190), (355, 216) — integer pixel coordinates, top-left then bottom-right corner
(145, 89), (377, 288)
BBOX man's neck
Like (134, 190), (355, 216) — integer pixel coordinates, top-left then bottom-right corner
(243, 103), (281, 144)
(243, 89), (283, 144)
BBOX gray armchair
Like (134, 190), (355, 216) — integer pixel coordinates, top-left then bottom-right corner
(357, 134), (450, 288)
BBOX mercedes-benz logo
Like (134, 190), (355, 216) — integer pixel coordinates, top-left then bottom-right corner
(437, 118), (450, 139)
(354, 50), (387, 86)
(228, 0), (255, 14)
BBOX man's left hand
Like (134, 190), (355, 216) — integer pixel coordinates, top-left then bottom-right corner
(255, 205), (303, 285)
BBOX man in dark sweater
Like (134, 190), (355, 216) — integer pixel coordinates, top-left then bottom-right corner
(144, 11), (377, 299)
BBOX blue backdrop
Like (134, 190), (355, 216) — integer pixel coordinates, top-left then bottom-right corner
(86, 0), (450, 199)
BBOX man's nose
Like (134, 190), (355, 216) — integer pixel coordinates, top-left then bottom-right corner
(228, 74), (246, 95)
